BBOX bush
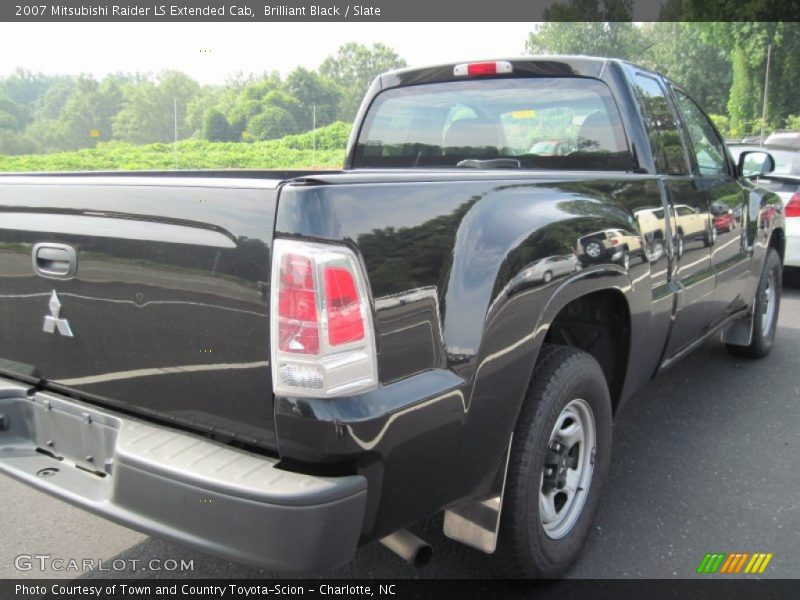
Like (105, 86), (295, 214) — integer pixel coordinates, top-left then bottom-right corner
(202, 108), (236, 142)
(249, 107), (298, 140)
(0, 121), (351, 170)
(281, 121), (351, 150)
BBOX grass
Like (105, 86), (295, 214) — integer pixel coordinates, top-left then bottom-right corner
(0, 122), (351, 172)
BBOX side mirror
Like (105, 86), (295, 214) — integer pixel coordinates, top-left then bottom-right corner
(737, 150), (775, 178)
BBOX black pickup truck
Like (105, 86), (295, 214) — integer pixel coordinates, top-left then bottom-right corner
(0, 56), (786, 577)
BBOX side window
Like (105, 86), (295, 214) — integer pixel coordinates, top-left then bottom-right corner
(673, 89), (729, 177)
(633, 74), (689, 176)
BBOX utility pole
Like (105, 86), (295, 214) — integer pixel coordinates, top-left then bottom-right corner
(312, 105), (316, 167)
(760, 43), (772, 146)
(174, 97), (179, 169)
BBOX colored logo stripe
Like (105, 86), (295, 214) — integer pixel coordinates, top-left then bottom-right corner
(744, 553), (774, 574)
(697, 553), (726, 574)
(697, 552), (773, 574)
(719, 553), (750, 573)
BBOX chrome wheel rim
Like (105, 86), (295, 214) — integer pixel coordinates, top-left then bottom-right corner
(586, 243), (602, 258)
(539, 398), (596, 539)
(762, 270), (776, 337)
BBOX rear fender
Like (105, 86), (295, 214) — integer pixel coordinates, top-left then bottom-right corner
(453, 267), (635, 507)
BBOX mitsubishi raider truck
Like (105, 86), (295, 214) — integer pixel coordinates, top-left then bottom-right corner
(0, 57), (785, 577)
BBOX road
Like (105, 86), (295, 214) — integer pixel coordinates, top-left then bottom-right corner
(1, 272), (799, 580)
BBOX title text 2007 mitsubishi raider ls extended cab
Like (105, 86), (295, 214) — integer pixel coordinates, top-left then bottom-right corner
(0, 57), (785, 577)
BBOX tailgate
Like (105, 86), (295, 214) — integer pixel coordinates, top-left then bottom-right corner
(0, 176), (280, 451)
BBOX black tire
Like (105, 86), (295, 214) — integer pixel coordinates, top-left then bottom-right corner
(543, 270), (553, 283)
(584, 241), (603, 260)
(675, 234), (685, 258)
(493, 344), (612, 578)
(726, 248), (782, 358)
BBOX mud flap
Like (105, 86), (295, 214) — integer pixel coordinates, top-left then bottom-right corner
(443, 434), (512, 553)
(721, 307), (754, 347)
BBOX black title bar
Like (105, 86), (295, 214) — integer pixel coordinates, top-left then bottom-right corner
(2, 0), (798, 22)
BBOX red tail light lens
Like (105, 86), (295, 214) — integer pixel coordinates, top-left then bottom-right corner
(454, 61), (513, 77)
(271, 239), (378, 398)
(324, 266), (365, 346)
(786, 193), (800, 217)
(468, 62), (499, 76)
(277, 253), (319, 354)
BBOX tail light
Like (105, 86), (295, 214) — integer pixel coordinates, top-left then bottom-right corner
(786, 193), (800, 218)
(271, 239), (378, 398)
(453, 61), (513, 77)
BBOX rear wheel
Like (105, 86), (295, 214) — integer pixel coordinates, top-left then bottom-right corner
(726, 248), (782, 358)
(675, 234), (685, 258)
(584, 241), (603, 260)
(493, 344), (612, 578)
(704, 225), (717, 247)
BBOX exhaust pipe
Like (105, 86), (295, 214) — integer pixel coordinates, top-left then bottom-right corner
(378, 529), (432, 567)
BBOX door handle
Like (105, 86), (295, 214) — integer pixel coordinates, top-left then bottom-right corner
(32, 243), (78, 279)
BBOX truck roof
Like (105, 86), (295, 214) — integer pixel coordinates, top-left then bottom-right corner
(381, 55), (625, 88)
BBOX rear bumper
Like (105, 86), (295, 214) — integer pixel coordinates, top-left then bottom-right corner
(0, 377), (367, 572)
(785, 219), (799, 267)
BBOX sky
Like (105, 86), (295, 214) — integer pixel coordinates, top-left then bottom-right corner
(0, 23), (541, 83)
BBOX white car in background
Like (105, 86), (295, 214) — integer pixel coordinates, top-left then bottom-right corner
(729, 143), (800, 268)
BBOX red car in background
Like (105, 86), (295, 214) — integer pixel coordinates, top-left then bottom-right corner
(710, 200), (736, 232)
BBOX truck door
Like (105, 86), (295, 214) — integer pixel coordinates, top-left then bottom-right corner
(632, 72), (716, 357)
(669, 86), (752, 325)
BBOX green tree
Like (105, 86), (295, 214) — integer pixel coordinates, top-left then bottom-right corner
(202, 108), (236, 142)
(263, 90), (301, 117)
(320, 43), (407, 121)
(34, 81), (76, 121)
(284, 67), (342, 131)
(248, 107), (297, 140)
(0, 130), (36, 155)
(0, 91), (26, 131)
(186, 85), (223, 137)
(227, 73), (283, 133)
(55, 76), (123, 149)
(703, 22), (800, 135)
(639, 23), (731, 115)
(526, 21), (646, 60)
(525, 0), (645, 60)
(0, 70), (71, 129)
(113, 71), (200, 144)
(24, 119), (71, 152)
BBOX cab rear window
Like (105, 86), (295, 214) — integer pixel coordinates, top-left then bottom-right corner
(353, 77), (633, 170)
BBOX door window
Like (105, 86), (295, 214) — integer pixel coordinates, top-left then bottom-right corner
(673, 89), (729, 177)
(633, 74), (689, 176)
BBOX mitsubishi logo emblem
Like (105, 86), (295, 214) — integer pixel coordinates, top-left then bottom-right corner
(43, 290), (74, 337)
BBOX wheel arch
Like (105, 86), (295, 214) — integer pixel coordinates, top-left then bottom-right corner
(769, 227), (785, 263)
(539, 286), (632, 412)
